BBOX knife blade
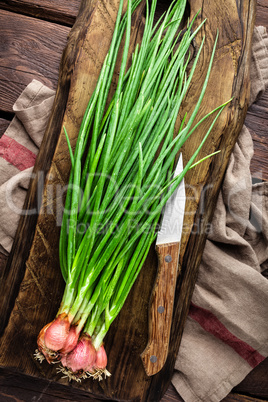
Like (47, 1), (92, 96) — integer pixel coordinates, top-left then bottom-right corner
(140, 153), (186, 376)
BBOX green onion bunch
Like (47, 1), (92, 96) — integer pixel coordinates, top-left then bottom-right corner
(35, 0), (226, 381)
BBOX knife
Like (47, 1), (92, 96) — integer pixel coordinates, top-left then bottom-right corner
(140, 154), (186, 376)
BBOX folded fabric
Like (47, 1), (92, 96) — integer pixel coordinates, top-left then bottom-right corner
(0, 80), (55, 254)
(0, 27), (267, 402)
(172, 26), (268, 402)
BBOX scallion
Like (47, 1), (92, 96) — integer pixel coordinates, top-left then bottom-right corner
(35, 0), (227, 381)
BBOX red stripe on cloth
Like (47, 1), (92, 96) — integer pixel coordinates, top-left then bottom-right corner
(0, 134), (36, 171)
(189, 302), (265, 368)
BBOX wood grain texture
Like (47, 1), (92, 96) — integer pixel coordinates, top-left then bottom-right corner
(222, 394), (265, 402)
(246, 96), (268, 181)
(0, 1), (85, 334)
(0, 251), (8, 276)
(141, 242), (181, 376)
(0, 367), (112, 401)
(162, 384), (184, 402)
(233, 358), (268, 399)
(0, 117), (11, 137)
(0, 0), (259, 402)
(0, 363), (267, 402)
(246, 0), (268, 182)
(0, 9), (70, 112)
(0, 0), (80, 25)
(256, 0), (268, 27)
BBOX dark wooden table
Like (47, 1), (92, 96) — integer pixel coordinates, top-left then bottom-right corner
(0, 1), (267, 401)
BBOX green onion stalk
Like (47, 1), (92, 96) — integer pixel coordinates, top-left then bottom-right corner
(35, 0), (227, 381)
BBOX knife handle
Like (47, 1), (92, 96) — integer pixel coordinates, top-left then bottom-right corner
(140, 242), (180, 376)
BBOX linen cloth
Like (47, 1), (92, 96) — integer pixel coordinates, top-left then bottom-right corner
(0, 27), (267, 402)
(0, 80), (55, 254)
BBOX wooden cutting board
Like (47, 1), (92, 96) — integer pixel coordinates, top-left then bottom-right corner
(0, 0), (256, 400)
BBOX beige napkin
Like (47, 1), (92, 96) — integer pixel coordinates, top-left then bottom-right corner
(0, 80), (55, 254)
(0, 27), (267, 402)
